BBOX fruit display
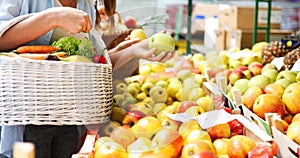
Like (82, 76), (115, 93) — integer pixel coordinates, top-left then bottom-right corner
(71, 47), (284, 158)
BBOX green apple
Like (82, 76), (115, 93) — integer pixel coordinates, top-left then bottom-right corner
(141, 82), (154, 95)
(149, 85), (168, 103)
(275, 78), (291, 88)
(276, 70), (296, 83)
(261, 63), (277, 73)
(261, 69), (279, 83)
(229, 59), (243, 70)
(115, 83), (128, 94)
(155, 80), (169, 89)
(233, 78), (249, 94)
(297, 71), (300, 82)
(177, 69), (194, 82)
(167, 80), (182, 99)
(148, 33), (175, 55)
(188, 87), (205, 102)
(248, 75), (271, 89)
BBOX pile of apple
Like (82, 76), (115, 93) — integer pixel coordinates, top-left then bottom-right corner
(224, 59), (300, 144)
(85, 50), (280, 157)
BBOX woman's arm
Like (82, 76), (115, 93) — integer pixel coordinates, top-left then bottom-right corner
(0, 7), (92, 51)
(109, 38), (174, 70)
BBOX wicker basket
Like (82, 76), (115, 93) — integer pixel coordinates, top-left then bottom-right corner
(0, 53), (113, 126)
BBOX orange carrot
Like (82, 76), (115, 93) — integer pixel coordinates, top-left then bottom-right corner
(19, 53), (49, 60)
(16, 45), (61, 54)
(51, 51), (67, 57)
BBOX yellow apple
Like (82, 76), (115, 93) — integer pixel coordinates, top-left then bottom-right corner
(227, 135), (256, 158)
(242, 85), (264, 110)
(263, 83), (285, 98)
(213, 138), (230, 157)
(196, 95), (214, 112)
(183, 129), (212, 145)
(286, 121), (300, 144)
(178, 120), (202, 139)
(127, 137), (152, 158)
(130, 28), (147, 41)
(181, 140), (217, 158)
(132, 116), (162, 139)
(253, 94), (286, 119)
(94, 139), (127, 158)
(110, 126), (136, 149)
(282, 82), (300, 115)
(151, 128), (184, 158)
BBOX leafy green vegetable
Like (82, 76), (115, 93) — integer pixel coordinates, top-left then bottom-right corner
(51, 36), (96, 59)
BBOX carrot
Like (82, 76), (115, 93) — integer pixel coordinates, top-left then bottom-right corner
(51, 51), (67, 57)
(16, 45), (61, 54)
(19, 53), (49, 60)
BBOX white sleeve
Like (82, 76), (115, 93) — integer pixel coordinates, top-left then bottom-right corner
(0, 13), (34, 37)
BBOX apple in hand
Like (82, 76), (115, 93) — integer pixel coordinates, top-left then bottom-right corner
(151, 128), (184, 158)
(110, 126), (137, 149)
(148, 33), (175, 55)
(122, 110), (146, 127)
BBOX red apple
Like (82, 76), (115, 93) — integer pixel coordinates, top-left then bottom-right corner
(160, 117), (182, 131)
(242, 69), (254, 80)
(177, 101), (198, 113)
(248, 61), (263, 76)
(124, 16), (137, 28)
(229, 70), (245, 85)
(235, 66), (249, 72)
(110, 126), (137, 149)
(122, 110), (146, 127)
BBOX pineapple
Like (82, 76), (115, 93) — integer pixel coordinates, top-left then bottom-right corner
(262, 41), (291, 64)
(284, 48), (300, 70)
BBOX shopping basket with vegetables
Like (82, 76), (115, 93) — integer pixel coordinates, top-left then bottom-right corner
(0, 36), (113, 125)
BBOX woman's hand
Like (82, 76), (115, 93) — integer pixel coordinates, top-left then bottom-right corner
(47, 7), (92, 33)
(131, 38), (175, 63)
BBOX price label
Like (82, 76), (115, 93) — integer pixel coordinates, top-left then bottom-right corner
(271, 57), (284, 71)
(291, 59), (300, 72)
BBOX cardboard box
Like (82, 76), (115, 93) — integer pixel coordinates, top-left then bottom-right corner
(215, 29), (227, 51)
(218, 6), (282, 30)
(226, 29), (294, 49)
(192, 3), (226, 33)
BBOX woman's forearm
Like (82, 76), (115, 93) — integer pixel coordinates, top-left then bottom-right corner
(0, 10), (57, 51)
(109, 46), (136, 70)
